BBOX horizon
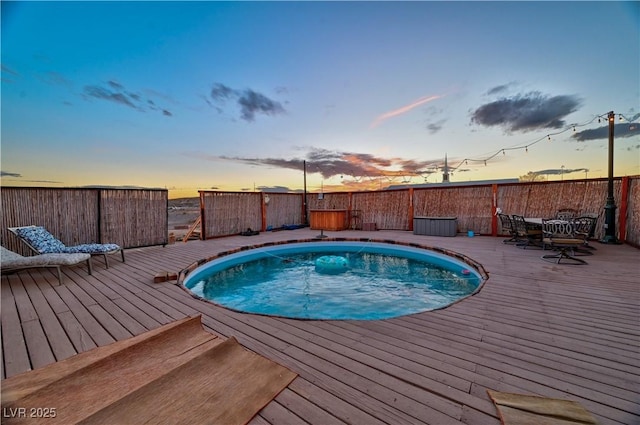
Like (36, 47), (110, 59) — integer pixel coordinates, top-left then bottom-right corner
(1, 1), (639, 199)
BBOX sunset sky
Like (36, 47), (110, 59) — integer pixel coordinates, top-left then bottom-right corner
(1, 1), (638, 198)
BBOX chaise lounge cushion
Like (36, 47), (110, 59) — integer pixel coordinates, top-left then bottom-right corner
(1, 246), (91, 267)
(13, 226), (120, 254)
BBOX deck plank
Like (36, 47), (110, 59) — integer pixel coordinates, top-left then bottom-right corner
(1, 277), (31, 376)
(2, 229), (639, 424)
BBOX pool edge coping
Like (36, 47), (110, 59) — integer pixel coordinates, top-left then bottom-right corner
(174, 237), (490, 320)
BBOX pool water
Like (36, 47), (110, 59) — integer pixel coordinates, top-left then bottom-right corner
(183, 242), (484, 320)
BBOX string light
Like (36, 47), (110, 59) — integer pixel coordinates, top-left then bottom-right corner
(445, 111), (638, 175)
(333, 111), (636, 184)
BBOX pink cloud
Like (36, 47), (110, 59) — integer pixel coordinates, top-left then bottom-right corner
(371, 94), (443, 128)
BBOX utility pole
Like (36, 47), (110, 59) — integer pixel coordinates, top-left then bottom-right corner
(600, 111), (618, 244)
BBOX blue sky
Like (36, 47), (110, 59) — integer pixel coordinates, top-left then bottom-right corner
(2, 1), (638, 198)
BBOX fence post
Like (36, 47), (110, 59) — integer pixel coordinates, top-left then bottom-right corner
(260, 192), (267, 232)
(199, 191), (206, 240)
(408, 188), (414, 232)
(491, 184), (498, 237)
(619, 176), (629, 242)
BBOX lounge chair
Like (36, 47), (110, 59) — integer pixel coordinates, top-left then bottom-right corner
(1, 245), (92, 285)
(9, 225), (125, 269)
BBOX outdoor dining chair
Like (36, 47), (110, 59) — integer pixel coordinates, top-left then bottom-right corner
(541, 219), (587, 265)
(497, 213), (518, 244)
(511, 215), (542, 249)
(9, 225), (125, 269)
(555, 208), (578, 221)
(573, 216), (598, 252)
(1, 245), (92, 285)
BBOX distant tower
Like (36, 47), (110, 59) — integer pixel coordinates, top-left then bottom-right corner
(442, 153), (450, 183)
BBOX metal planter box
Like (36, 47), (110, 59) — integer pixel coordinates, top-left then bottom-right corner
(413, 216), (458, 237)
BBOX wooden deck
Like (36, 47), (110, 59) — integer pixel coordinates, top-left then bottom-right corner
(2, 229), (639, 424)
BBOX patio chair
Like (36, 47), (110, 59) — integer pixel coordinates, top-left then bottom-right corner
(511, 215), (542, 249)
(573, 216), (598, 252)
(555, 208), (578, 221)
(497, 213), (518, 244)
(9, 225), (125, 269)
(541, 219), (587, 265)
(1, 245), (92, 285)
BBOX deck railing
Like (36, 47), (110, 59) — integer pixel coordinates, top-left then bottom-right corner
(0, 187), (168, 254)
(199, 176), (639, 247)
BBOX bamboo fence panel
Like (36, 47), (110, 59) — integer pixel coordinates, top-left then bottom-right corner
(414, 186), (493, 234)
(626, 177), (639, 247)
(1, 188), (99, 255)
(0, 187), (167, 254)
(352, 190), (410, 230)
(496, 180), (622, 240)
(265, 193), (303, 228)
(100, 189), (168, 247)
(306, 193), (350, 211)
(201, 192), (261, 238)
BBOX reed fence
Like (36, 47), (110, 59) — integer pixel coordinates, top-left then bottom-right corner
(199, 176), (639, 247)
(1, 187), (168, 254)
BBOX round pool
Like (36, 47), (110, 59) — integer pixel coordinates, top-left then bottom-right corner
(181, 241), (486, 320)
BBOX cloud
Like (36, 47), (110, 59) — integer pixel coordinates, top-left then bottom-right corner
(1, 171), (22, 177)
(84, 85), (138, 109)
(217, 147), (443, 180)
(1, 64), (19, 76)
(208, 83), (286, 122)
(238, 89), (286, 121)
(257, 185), (291, 193)
(211, 83), (235, 101)
(471, 91), (582, 133)
(371, 94), (444, 128)
(35, 71), (73, 90)
(485, 82), (518, 96)
(531, 167), (589, 176)
(1, 64), (19, 83)
(573, 115), (640, 141)
(426, 119), (447, 134)
(83, 81), (173, 116)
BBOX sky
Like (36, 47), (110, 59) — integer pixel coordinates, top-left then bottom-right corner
(1, 1), (639, 199)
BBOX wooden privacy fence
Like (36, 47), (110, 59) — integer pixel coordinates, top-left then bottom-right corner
(199, 176), (639, 247)
(200, 191), (304, 238)
(1, 187), (168, 254)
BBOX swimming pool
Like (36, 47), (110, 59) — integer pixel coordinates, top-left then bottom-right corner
(180, 240), (487, 320)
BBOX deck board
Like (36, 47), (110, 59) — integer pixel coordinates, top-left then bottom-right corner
(2, 229), (639, 424)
